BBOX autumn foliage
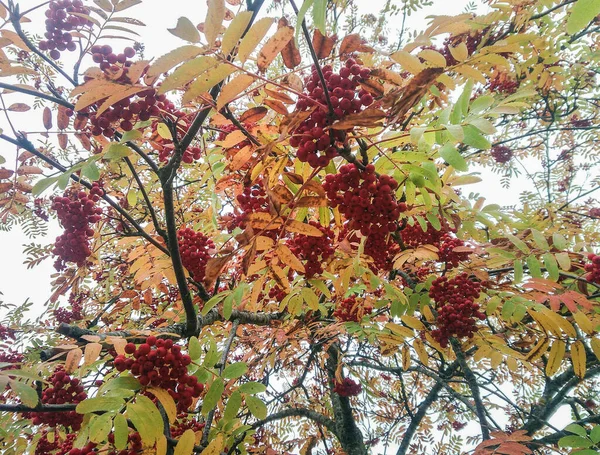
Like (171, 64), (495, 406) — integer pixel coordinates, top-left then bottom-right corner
(0, 0), (600, 455)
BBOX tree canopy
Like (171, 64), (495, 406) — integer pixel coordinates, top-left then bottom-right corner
(1, 0), (600, 454)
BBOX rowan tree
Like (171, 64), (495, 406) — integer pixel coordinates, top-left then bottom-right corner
(0, 0), (599, 454)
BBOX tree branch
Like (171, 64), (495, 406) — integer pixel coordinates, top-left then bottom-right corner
(0, 82), (74, 109)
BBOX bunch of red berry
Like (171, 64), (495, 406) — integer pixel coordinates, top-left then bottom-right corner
(51, 184), (104, 270)
(584, 253), (600, 283)
(91, 45), (136, 73)
(0, 348), (23, 369)
(170, 418), (205, 438)
(290, 59), (373, 168)
(324, 163), (404, 236)
(150, 112), (202, 163)
(28, 367), (87, 430)
(428, 273), (485, 348)
(106, 431), (142, 455)
(39, 0), (92, 60)
(333, 295), (373, 322)
(491, 145), (513, 164)
(333, 377), (362, 397)
(177, 228), (215, 283)
(400, 219), (469, 269)
(0, 324), (15, 341)
(228, 181), (270, 232)
(488, 73), (519, 94)
(286, 221), (335, 278)
(364, 232), (400, 272)
(113, 336), (204, 412)
(54, 292), (85, 323)
(35, 432), (83, 455)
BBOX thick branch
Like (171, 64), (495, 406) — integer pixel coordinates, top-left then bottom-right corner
(0, 403), (76, 412)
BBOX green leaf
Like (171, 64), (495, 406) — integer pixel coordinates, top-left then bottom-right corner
(223, 293), (234, 320)
(9, 380), (38, 407)
(203, 337), (219, 368)
(552, 233), (567, 250)
(32, 176), (58, 196)
(590, 425), (600, 444)
(566, 0), (600, 35)
(245, 395), (267, 420)
(104, 143), (132, 161)
(201, 291), (229, 316)
(120, 129), (142, 143)
(222, 362), (248, 380)
(127, 395), (163, 446)
(224, 390), (242, 421)
(168, 17), (200, 43)
(89, 413), (113, 444)
(113, 413), (129, 450)
(202, 378), (224, 416)
(526, 255), (543, 278)
(565, 424), (589, 437)
(439, 143), (468, 171)
(462, 124), (491, 150)
(469, 95), (494, 113)
(238, 381), (266, 394)
(57, 169), (72, 190)
(100, 376), (140, 393)
(543, 252), (559, 281)
(513, 259), (523, 284)
(312, 0), (326, 33)
(295, 0), (314, 45)
(188, 336), (202, 361)
(77, 396), (125, 414)
(81, 161), (100, 181)
(559, 435), (593, 449)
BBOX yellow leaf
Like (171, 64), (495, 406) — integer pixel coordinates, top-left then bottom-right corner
(591, 338), (600, 361)
(385, 322), (414, 339)
(454, 65), (487, 84)
(182, 64), (236, 103)
(447, 42), (468, 62)
(271, 263), (290, 291)
(276, 243), (305, 273)
(418, 49), (447, 67)
(301, 287), (319, 311)
(200, 433), (224, 455)
(168, 17), (200, 43)
(216, 74), (255, 109)
(174, 429), (196, 455)
(156, 123), (173, 140)
(83, 343), (102, 367)
(474, 344), (493, 363)
(246, 213), (282, 230)
(237, 17), (274, 64)
(159, 56), (218, 93)
(570, 340), (586, 379)
(421, 305), (435, 323)
(573, 311), (594, 335)
(527, 337), (550, 362)
(285, 220), (324, 237)
(65, 347), (83, 373)
(257, 25), (294, 72)
(204, 0), (225, 47)
(146, 45), (204, 80)
(542, 309), (577, 338)
(221, 10), (253, 55)
(545, 340), (565, 376)
(490, 351), (503, 369)
(390, 50), (424, 75)
(146, 387), (177, 423)
(413, 338), (428, 366)
(156, 435), (168, 455)
(401, 344), (410, 370)
(400, 315), (426, 331)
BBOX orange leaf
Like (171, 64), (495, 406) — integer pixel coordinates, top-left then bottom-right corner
(240, 106), (268, 123)
(312, 29), (336, 59)
(65, 347), (83, 373)
(257, 25), (293, 72)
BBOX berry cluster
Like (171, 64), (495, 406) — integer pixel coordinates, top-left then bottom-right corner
(491, 145), (513, 164)
(400, 219), (469, 269)
(107, 431), (142, 455)
(291, 59), (372, 168)
(170, 419), (205, 438)
(54, 292), (85, 323)
(442, 30), (485, 66)
(39, 0), (92, 60)
(114, 336), (204, 412)
(91, 45), (136, 73)
(429, 273), (485, 348)
(333, 378), (362, 397)
(0, 348), (23, 369)
(584, 253), (600, 283)
(364, 232), (400, 272)
(488, 73), (519, 94)
(177, 228), (215, 282)
(333, 295), (373, 322)
(0, 324), (16, 341)
(150, 112), (202, 163)
(452, 421), (467, 430)
(229, 181), (270, 232)
(29, 367), (87, 430)
(51, 184), (103, 270)
(287, 221), (335, 278)
(35, 432), (80, 455)
(324, 163), (405, 236)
